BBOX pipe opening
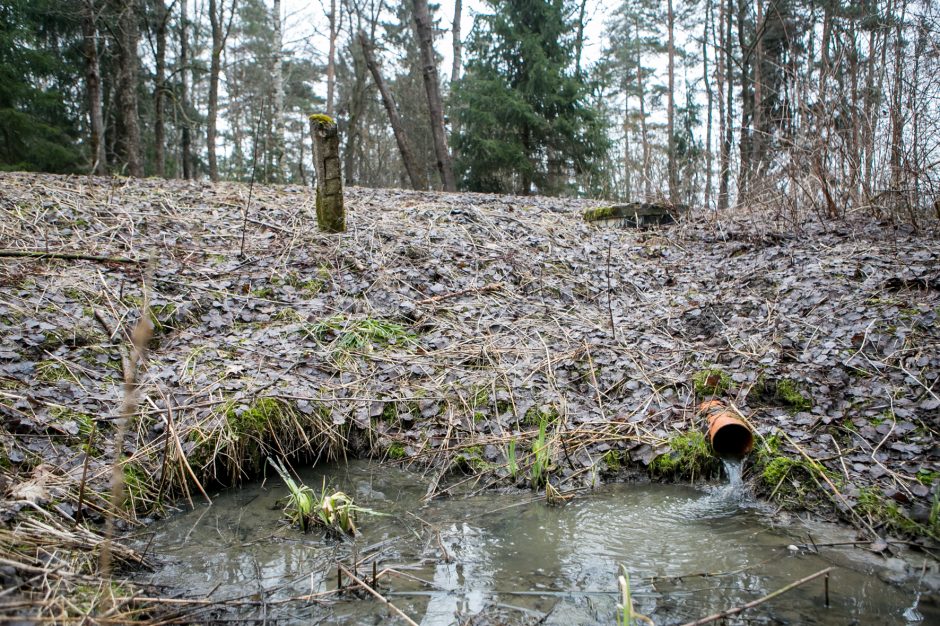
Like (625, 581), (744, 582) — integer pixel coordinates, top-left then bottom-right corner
(710, 422), (754, 458)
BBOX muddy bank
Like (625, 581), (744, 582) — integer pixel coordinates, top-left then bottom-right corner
(1, 172), (939, 620)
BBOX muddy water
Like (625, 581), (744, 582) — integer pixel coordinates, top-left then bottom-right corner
(138, 460), (936, 625)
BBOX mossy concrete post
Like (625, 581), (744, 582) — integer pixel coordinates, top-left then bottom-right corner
(309, 113), (345, 233)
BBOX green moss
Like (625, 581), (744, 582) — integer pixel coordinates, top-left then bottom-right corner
(916, 469), (940, 486)
(228, 397), (287, 436)
(381, 402), (398, 422)
(649, 431), (719, 479)
(583, 206), (618, 221)
(692, 367), (731, 396)
(250, 285), (275, 300)
(761, 456), (800, 488)
(453, 445), (490, 473)
(308, 113), (335, 126)
(775, 378), (813, 411)
(387, 442), (406, 459)
(149, 302), (178, 334)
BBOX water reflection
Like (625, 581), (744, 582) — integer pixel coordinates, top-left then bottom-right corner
(137, 460), (935, 625)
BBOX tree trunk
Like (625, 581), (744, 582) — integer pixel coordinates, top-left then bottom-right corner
(412, 0), (456, 191)
(752, 0), (764, 181)
(310, 115), (345, 233)
(451, 0), (462, 83)
(359, 31), (426, 190)
(574, 0), (587, 77)
(703, 0), (714, 211)
(208, 0), (222, 181)
(153, 0), (170, 178)
(890, 0), (907, 196)
(81, 0), (107, 175)
(180, 0), (192, 179)
(115, 0), (142, 177)
(326, 0), (337, 117)
(718, 0), (733, 210)
(634, 17), (651, 199)
(272, 0), (285, 181)
(666, 0), (676, 202)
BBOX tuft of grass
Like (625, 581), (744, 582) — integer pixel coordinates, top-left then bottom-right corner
(453, 445), (490, 472)
(604, 450), (622, 471)
(693, 367), (731, 396)
(506, 439), (519, 479)
(523, 404), (559, 426)
(529, 417), (551, 489)
(856, 487), (939, 540)
(304, 315), (415, 360)
(616, 565), (653, 625)
(649, 431), (719, 480)
(268, 457), (385, 535)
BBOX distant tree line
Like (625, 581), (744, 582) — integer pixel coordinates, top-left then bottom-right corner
(1, 0), (937, 223)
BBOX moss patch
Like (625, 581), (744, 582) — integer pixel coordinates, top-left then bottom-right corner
(387, 442), (406, 460)
(650, 431), (719, 479)
(692, 367), (731, 396)
(857, 488), (939, 540)
(754, 377), (812, 411)
(308, 113), (335, 126)
(603, 449), (622, 471)
(523, 404), (560, 427)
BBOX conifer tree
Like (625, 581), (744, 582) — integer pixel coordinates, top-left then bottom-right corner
(453, 0), (606, 195)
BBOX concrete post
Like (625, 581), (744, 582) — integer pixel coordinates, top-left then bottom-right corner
(309, 113), (345, 233)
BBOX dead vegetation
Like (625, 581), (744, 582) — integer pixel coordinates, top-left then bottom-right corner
(0, 172), (939, 621)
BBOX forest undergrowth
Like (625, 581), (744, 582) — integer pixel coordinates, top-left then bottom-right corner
(0, 172), (939, 622)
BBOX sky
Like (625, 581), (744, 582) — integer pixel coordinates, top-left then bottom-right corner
(280, 0), (611, 77)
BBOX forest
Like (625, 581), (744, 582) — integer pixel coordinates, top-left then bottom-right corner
(2, 1), (940, 624)
(2, 0), (939, 223)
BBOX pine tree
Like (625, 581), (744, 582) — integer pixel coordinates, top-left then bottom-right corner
(453, 0), (606, 195)
(0, 0), (84, 172)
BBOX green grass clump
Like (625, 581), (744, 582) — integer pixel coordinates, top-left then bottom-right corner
(523, 404), (559, 426)
(49, 406), (95, 438)
(529, 417), (551, 488)
(857, 487), (939, 540)
(916, 469), (940, 486)
(649, 431), (719, 479)
(506, 439), (519, 479)
(692, 367), (731, 396)
(604, 450), (622, 471)
(304, 315), (415, 359)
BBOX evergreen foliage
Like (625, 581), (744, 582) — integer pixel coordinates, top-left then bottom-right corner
(453, 0), (607, 195)
(0, 0), (84, 172)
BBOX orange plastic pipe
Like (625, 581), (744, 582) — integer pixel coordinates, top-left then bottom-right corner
(699, 400), (754, 458)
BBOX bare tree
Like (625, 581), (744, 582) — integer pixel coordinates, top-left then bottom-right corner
(207, 0), (236, 182)
(272, 0), (285, 180)
(359, 30), (426, 190)
(666, 0), (676, 202)
(180, 0), (192, 179)
(326, 0), (338, 117)
(152, 0), (177, 178)
(451, 0), (462, 83)
(412, 0), (456, 191)
(114, 0), (143, 177)
(81, 0), (107, 175)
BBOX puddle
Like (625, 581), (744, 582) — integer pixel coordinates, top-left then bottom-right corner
(137, 460), (938, 624)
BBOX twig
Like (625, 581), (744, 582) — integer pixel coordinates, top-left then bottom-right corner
(678, 567), (833, 626)
(0, 249), (140, 263)
(416, 281), (504, 305)
(336, 562), (420, 626)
